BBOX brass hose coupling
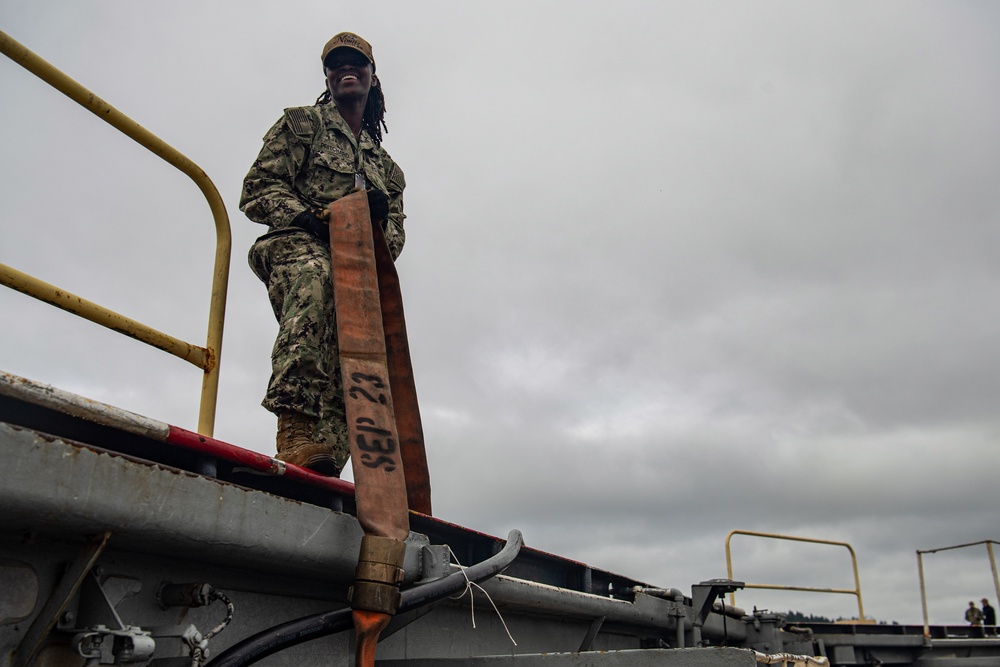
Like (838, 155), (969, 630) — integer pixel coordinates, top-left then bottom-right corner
(349, 535), (407, 615)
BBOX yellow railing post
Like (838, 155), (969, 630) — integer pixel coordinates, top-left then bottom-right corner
(0, 29), (230, 436)
(916, 539), (1000, 636)
(726, 529), (867, 621)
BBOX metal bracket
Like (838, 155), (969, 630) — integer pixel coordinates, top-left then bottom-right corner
(579, 615), (606, 652)
(12, 531), (111, 667)
(691, 578), (744, 647)
(417, 544), (451, 583)
(73, 625), (156, 665)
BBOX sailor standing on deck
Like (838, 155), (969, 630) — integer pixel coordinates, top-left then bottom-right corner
(983, 598), (997, 635)
(240, 32), (406, 477)
(966, 600), (984, 636)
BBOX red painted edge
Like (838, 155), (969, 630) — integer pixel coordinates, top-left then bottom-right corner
(163, 428), (587, 569)
(165, 424), (356, 496)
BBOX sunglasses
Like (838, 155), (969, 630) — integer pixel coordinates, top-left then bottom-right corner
(325, 51), (370, 70)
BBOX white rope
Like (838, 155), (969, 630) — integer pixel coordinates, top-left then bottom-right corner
(447, 546), (517, 646)
(752, 649), (830, 666)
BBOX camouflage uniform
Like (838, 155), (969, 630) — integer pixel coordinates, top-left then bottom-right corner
(241, 102), (405, 467)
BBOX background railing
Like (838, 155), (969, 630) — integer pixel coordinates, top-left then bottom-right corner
(725, 529), (867, 622)
(917, 539), (1000, 638)
(0, 29), (231, 436)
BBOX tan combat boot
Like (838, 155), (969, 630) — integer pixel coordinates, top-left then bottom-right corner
(275, 411), (342, 477)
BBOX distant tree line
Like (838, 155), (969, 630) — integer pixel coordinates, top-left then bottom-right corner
(785, 610), (834, 623)
(784, 611), (897, 625)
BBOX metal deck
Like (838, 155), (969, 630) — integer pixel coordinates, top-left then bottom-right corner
(2, 372), (999, 666)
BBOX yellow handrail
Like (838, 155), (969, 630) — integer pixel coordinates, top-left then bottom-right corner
(0, 29), (230, 436)
(725, 529), (867, 621)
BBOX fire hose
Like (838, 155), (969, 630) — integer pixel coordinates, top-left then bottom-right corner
(326, 190), (430, 665)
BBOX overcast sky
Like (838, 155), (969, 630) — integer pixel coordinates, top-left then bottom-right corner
(2, 1), (998, 626)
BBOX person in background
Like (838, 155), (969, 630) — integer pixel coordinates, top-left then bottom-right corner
(983, 598), (996, 635)
(240, 32), (406, 476)
(966, 600), (984, 637)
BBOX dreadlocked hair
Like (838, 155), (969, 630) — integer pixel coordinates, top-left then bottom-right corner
(316, 81), (388, 146)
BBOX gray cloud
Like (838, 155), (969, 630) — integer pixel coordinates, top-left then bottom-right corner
(2, 0), (997, 626)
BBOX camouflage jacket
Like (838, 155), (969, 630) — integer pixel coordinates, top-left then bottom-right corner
(240, 103), (406, 258)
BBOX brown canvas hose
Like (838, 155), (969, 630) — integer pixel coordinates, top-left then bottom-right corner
(327, 191), (431, 666)
(369, 213), (433, 517)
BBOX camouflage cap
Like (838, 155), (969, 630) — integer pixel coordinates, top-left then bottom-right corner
(322, 32), (375, 68)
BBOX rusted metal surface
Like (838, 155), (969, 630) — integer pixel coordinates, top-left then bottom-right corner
(0, 369), (361, 497)
(0, 421), (418, 581)
(0, 370), (169, 441)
